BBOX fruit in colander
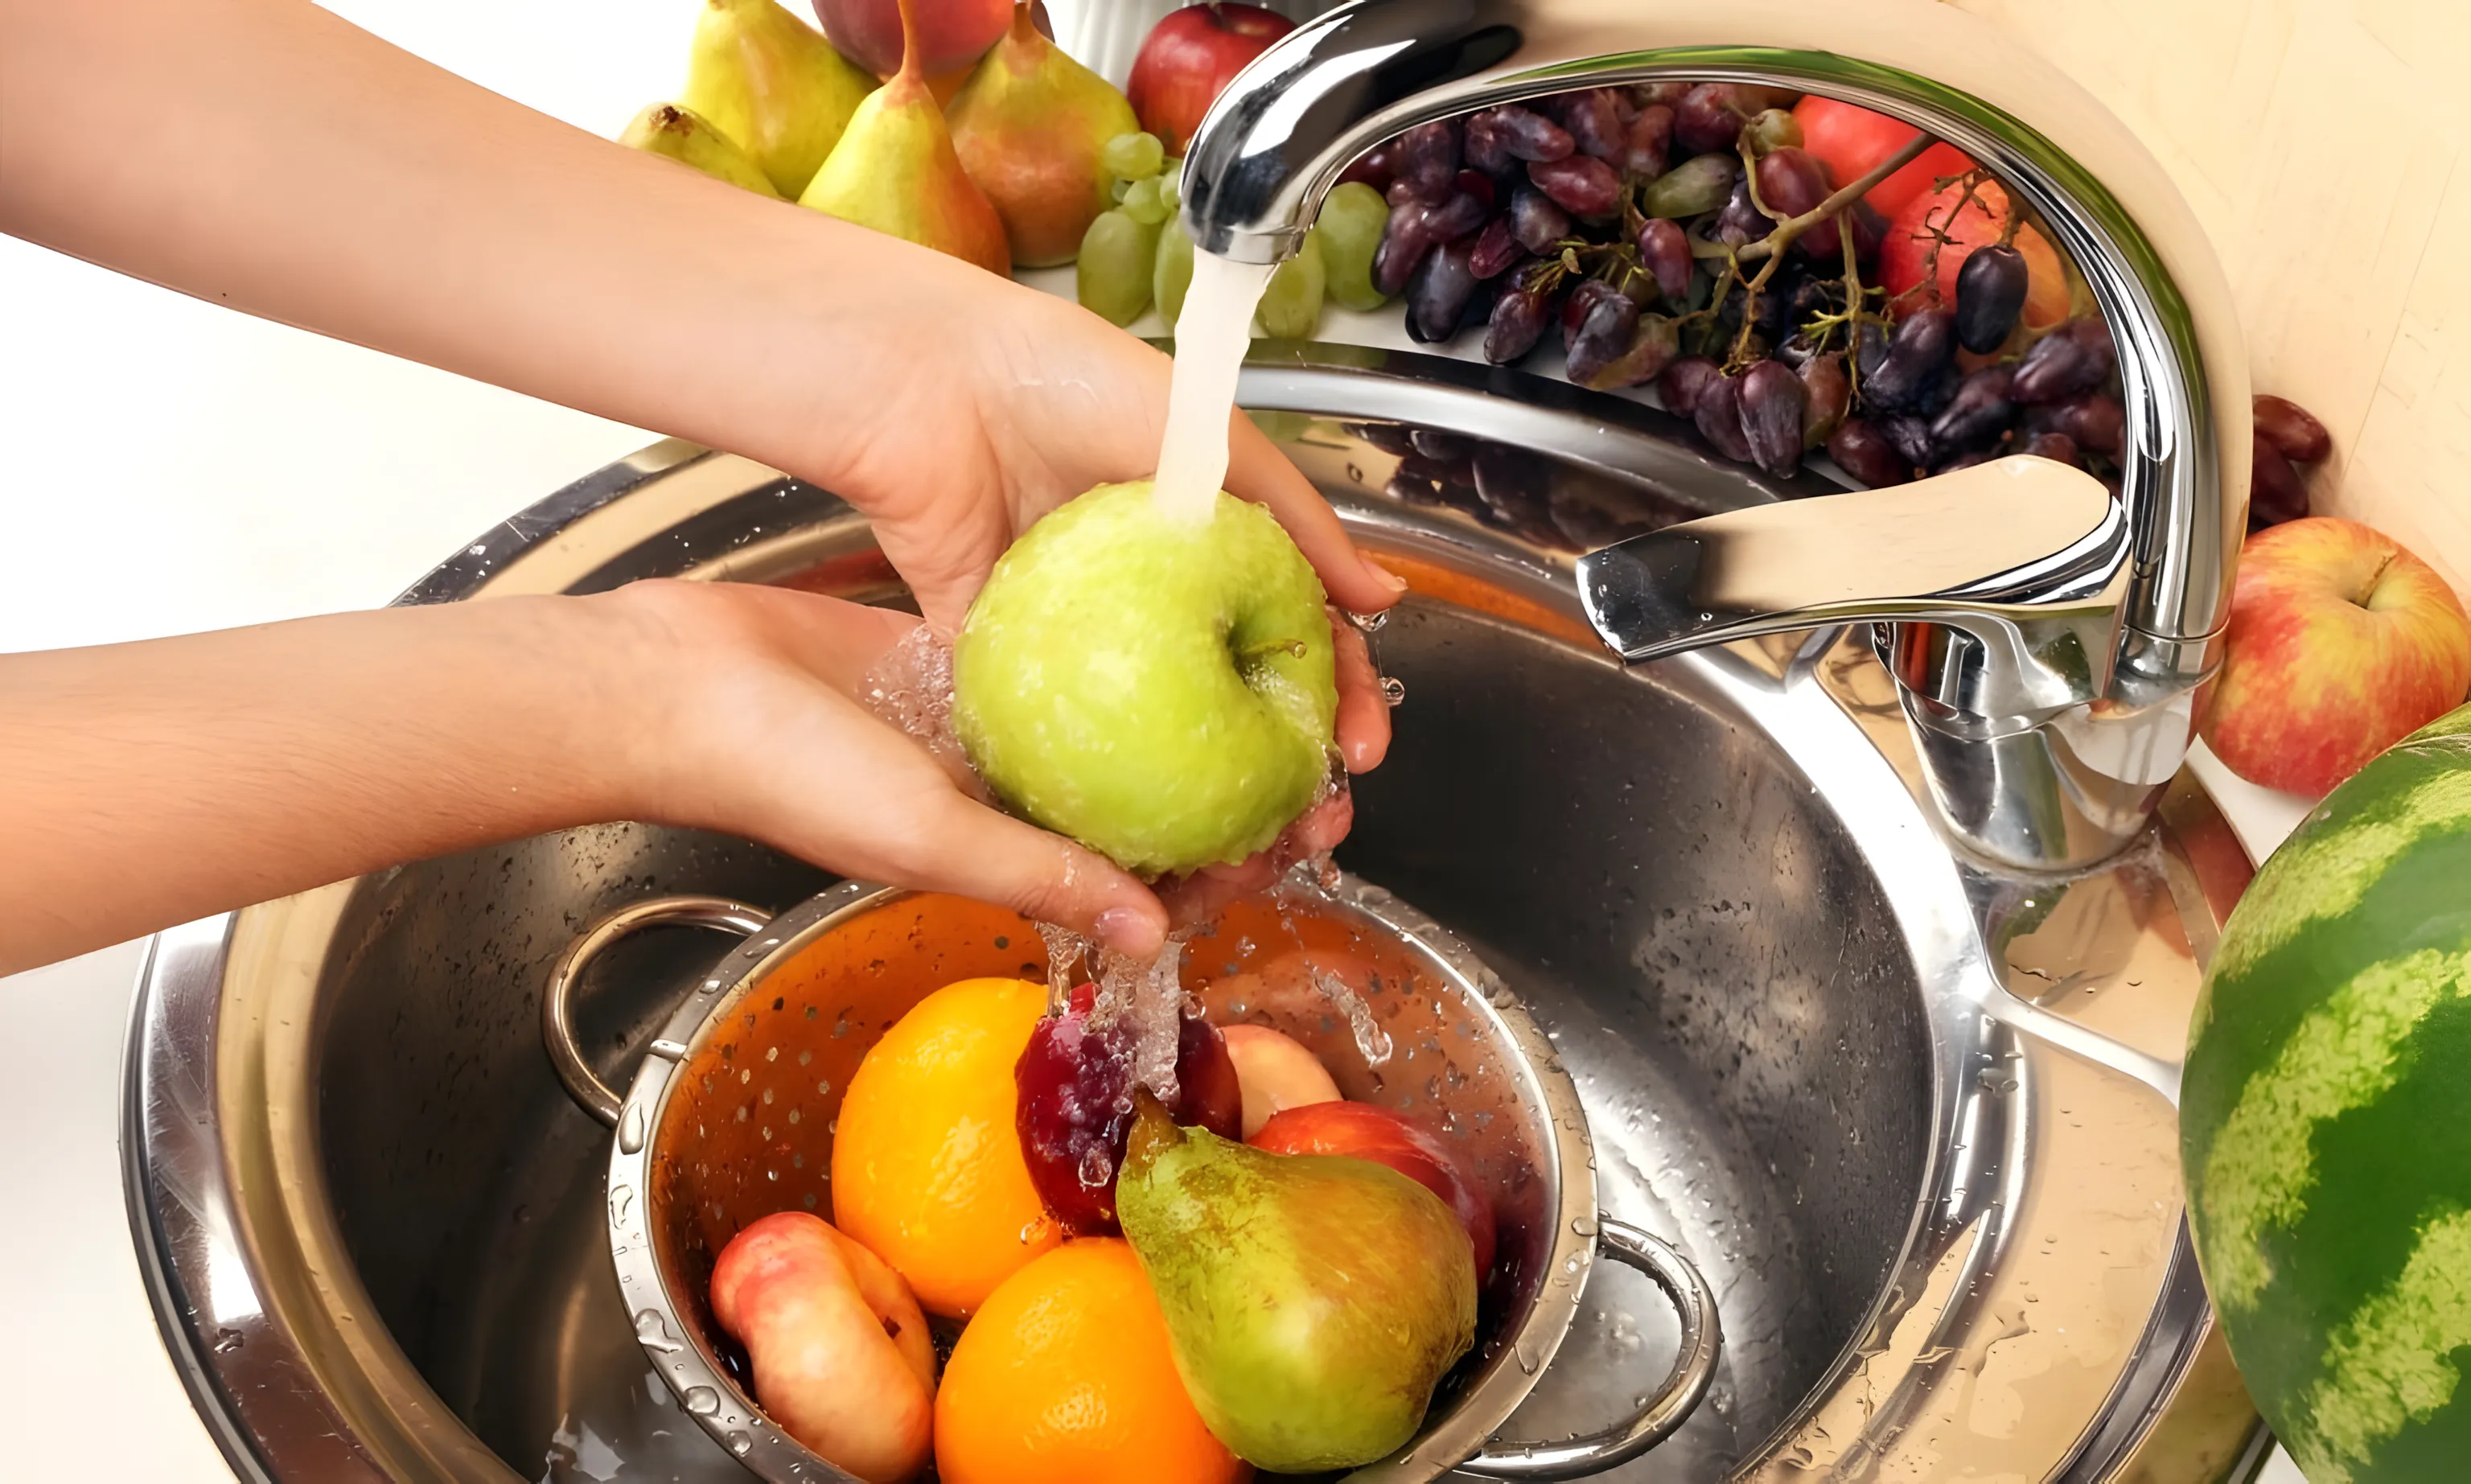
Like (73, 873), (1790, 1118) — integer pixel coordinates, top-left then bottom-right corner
(1116, 1092), (1477, 1472)
(710, 1211), (935, 1481)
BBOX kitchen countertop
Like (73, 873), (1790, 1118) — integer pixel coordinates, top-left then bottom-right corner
(0, 2), (2313, 1479)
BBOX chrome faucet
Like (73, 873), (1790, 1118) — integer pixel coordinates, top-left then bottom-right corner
(1179, 0), (2252, 874)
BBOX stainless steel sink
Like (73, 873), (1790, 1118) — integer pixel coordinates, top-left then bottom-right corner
(127, 347), (2268, 1482)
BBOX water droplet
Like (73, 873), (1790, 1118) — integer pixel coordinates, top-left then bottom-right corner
(210, 1327), (245, 1355)
(619, 1102), (648, 1154)
(1515, 1343), (1540, 1375)
(1078, 1146), (1114, 1188)
(1347, 608), (1390, 634)
(729, 1432), (754, 1457)
(634, 1309), (680, 1354)
(610, 1186), (635, 1228)
(1379, 675), (1407, 706)
(684, 1386), (720, 1416)
(1572, 1215), (1599, 1237)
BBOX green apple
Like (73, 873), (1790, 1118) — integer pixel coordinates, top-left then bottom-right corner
(952, 481), (1338, 875)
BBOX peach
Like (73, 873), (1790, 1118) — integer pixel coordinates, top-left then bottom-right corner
(710, 1212), (935, 1481)
(1220, 1022), (1341, 1138)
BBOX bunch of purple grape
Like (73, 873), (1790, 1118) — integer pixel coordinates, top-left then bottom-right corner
(1347, 82), (2131, 495)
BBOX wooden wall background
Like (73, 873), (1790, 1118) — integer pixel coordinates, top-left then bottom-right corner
(1951, 0), (2471, 596)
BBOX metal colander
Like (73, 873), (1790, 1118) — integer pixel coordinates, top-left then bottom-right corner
(545, 874), (1718, 1482)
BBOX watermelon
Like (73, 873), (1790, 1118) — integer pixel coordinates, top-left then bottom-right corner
(2184, 701), (2471, 1484)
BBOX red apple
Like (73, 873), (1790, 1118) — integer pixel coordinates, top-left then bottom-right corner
(1252, 1100), (1496, 1279)
(1878, 177), (2068, 330)
(1791, 97), (1975, 220)
(1127, 3), (1297, 154)
(2202, 516), (2471, 796)
(812, 0), (1011, 79)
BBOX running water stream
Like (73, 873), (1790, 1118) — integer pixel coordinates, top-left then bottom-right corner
(1149, 253), (1277, 524)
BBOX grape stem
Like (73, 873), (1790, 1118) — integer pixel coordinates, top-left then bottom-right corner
(1730, 132), (1932, 266)
(1718, 133), (1931, 369)
(1893, 165), (1995, 311)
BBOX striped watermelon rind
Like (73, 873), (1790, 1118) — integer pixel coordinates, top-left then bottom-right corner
(2184, 701), (2471, 1484)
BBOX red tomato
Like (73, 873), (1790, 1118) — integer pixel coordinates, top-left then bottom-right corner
(1791, 96), (1975, 220)
(1878, 177), (2070, 330)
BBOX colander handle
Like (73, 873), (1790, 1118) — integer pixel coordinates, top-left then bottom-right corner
(1458, 1219), (1723, 1480)
(543, 894), (773, 1127)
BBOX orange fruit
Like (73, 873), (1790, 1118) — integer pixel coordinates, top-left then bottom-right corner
(831, 976), (1060, 1318)
(935, 1238), (1248, 1484)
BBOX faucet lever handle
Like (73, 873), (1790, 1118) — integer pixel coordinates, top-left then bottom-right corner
(1577, 456), (2125, 664)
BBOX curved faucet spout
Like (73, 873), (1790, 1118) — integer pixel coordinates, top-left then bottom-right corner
(1579, 458), (2131, 725)
(1180, 0), (2252, 871)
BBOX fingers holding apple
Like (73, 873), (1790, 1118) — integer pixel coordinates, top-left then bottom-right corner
(2202, 516), (2471, 797)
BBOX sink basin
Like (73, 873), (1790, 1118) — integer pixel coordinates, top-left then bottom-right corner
(128, 347), (2267, 1482)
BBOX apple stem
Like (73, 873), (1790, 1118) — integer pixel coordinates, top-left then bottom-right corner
(1236, 637), (1310, 662)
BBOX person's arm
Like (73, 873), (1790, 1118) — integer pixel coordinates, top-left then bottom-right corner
(0, 0), (1398, 771)
(0, 584), (1171, 977)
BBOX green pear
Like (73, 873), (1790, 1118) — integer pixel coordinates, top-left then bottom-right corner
(951, 481), (1336, 874)
(1116, 1092), (1477, 1473)
(679, 0), (876, 199)
(619, 103), (782, 196)
(947, 3), (1141, 267)
(797, 0), (1009, 274)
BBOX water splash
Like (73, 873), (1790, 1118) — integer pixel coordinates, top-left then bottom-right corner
(859, 626), (973, 785)
(1311, 964), (1393, 1067)
(1036, 921), (1087, 1016)
(1038, 919), (1190, 1108)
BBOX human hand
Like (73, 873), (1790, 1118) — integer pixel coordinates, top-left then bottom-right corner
(625, 580), (1178, 956)
(791, 267), (1400, 778)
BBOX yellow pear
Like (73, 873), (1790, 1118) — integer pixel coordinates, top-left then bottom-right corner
(797, 0), (1009, 274)
(680, 0), (876, 199)
(619, 103), (782, 197)
(948, 3), (1141, 267)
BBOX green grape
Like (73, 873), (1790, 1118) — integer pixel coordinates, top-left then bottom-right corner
(1100, 131), (1165, 183)
(1077, 208), (1161, 327)
(1256, 228), (1326, 339)
(1313, 181), (1390, 312)
(1158, 159), (1182, 215)
(1745, 108), (1803, 155)
(1154, 218), (1197, 330)
(1120, 175), (1171, 227)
